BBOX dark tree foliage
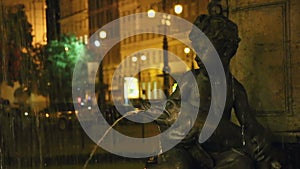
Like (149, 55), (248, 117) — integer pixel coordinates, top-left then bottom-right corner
(42, 34), (88, 103)
(0, 4), (89, 103)
(0, 4), (34, 87)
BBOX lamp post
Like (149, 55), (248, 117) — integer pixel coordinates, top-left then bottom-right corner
(132, 54), (147, 138)
(97, 31), (107, 111)
(162, 0), (170, 97)
(148, 1), (183, 97)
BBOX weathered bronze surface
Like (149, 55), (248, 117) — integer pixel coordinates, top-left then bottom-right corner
(145, 1), (284, 168)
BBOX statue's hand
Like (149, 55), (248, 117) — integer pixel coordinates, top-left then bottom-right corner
(161, 101), (201, 144)
(139, 99), (179, 127)
(247, 134), (284, 169)
(245, 133), (271, 162)
(251, 134), (271, 161)
(140, 99), (151, 110)
(155, 99), (180, 127)
(141, 99), (200, 144)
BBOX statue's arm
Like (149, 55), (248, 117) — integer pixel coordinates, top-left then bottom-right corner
(233, 80), (264, 137)
(233, 79), (271, 161)
(153, 70), (201, 136)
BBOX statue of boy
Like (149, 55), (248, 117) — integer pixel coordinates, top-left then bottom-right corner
(145, 2), (282, 169)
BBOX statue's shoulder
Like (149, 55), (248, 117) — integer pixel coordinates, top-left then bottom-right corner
(179, 69), (203, 84)
(232, 77), (243, 88)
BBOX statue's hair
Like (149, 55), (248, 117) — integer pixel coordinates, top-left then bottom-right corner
(189, 11), (241, 58)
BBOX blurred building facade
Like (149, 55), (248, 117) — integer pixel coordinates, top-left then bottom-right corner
(1, 0), (47, 45)
(88, 0), (121, 104)
(118, 0), (208, 102)
(59, 0), (89, 44)
(45, 0), (60, 42)
(57, 0), (208, 104)
(0, 0), (48, 110)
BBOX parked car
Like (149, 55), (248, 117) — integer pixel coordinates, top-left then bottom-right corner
(75, 102), (100, 128)
(39, 103), (78, 130)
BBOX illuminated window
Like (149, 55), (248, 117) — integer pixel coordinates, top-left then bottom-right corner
(84, 34), (88, 44)
(153, 81), (157, 99)
(124, 77), (139, 99)
(147, 82), (151, 100)
(172, 83), (178, 92)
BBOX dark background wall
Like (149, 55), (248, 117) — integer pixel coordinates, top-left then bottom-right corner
(229, 0), (300, 142)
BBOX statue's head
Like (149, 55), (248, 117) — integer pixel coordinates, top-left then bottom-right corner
(189, 2), (240, 67)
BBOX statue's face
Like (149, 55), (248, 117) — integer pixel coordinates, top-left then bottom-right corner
(190, 16), (240, 69)
(191, 38), (207, 68)
(191, 32), (233, 69)
(191, 35), (221, 69)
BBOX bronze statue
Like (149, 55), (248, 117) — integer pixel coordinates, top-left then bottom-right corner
(144, 1), (283, 169)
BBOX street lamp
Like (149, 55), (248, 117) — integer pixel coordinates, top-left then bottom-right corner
(97, 31), (107, 110)
(147, 9), (156, 18)
(99, 30), (107, 39)
(174, 4), (183, 14)
(132, 54), (146, 138)
(147, 3), (183, 17)
(184, 47), (194, 70)
(147, 1), (183, 97)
